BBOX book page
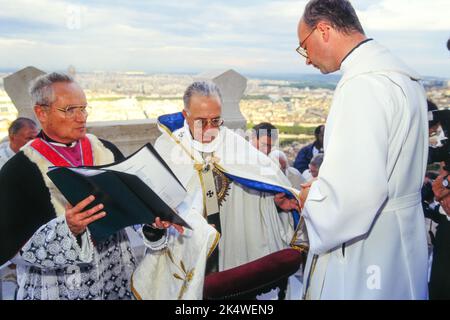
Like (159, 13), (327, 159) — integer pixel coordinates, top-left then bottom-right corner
(104, 146), (186, 209)
(66, 168), (105, 177)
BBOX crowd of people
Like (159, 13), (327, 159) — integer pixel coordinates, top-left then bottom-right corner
(0, 0), (448, 300)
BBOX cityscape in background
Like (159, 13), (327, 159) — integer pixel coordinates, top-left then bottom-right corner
(0, 70), (449, 162)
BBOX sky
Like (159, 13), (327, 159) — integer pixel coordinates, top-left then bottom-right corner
(0, 0), (449, 78)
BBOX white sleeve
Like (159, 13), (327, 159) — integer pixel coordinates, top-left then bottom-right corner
(137, 225), (169, 251)
(303, 76), (391, 254)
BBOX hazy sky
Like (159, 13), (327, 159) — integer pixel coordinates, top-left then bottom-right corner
(0, 0), (449, 78)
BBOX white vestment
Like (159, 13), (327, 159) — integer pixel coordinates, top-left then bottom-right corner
(154, 120), (299, 272)
(302, 40), (429, 300)
(286, 167), (306, 189)
(131, 192), (219, 300)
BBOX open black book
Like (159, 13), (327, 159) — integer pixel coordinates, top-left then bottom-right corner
(47, 143), (191, 243)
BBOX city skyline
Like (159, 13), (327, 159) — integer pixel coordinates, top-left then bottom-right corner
(0, 0), (449, 78)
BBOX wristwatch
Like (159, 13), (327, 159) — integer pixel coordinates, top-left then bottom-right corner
(442, 174), (450, 189)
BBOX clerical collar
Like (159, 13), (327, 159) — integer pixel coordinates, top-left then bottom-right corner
(183, 120), (222, 154)
(340, 38), (373, 65)
(37, 131), (77, 148)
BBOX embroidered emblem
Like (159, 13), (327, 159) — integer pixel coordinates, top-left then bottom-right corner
(212, 167), (231, 207)
(165, 249), (194, 300)
(206, 190), (214, 198)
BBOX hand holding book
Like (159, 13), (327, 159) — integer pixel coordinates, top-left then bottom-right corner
(47, 143), (191, 242)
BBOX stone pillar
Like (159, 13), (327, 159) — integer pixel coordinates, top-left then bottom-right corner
(195, 69), (247, 130)
(3, 66), (46, 122)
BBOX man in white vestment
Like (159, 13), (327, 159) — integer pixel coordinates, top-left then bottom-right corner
(152, 81), (306, 277)
(295, 0), (428, 299)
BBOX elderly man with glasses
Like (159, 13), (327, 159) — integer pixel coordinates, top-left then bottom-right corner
(0, 72), (172, 300)
(149, 81), (306, 291)
(294, 0), (429, 300)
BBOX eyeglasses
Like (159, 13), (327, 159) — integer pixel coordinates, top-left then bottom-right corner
(296, 26), (317, 59)
(41, 104), (91, 119)
(193, 117), (224, 129)
(184, 109), (224, 128)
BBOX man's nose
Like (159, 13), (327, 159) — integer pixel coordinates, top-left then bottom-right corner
(74, 110), (87, 121)
(306, 57), (312, 65)
(203, 121), (217, 131)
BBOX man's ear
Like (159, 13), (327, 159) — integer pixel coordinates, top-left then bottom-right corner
(8, 132), (15, 144)
(317, 21), (331, 42)
(34, 105), (46, 124)
(182, 109), (188, 118)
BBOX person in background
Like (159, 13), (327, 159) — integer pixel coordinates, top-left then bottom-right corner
(302, 153), (324, 181)
(0, 117), (38, 170)
(251, 122), (278, 155)
(269, 149), (306, 189)
(293, 124), (324, 174)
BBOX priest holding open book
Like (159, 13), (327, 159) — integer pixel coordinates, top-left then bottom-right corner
(0, 72), (191, 300)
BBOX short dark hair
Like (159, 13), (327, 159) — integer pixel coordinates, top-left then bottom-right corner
(314, 124), (324, 136)
(303, 0), (365, 35)
(252, 122), (278, 141)
(427, 99), (438, 112)
(8, 117), (37, 136)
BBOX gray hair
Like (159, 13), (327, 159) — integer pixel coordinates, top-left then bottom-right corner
(303, 0), (365, 35)
(310, 153), (324, 168)
(183, 81), (223, 110)
(8, 117), (37, 136)
(29, 72), (74, 106)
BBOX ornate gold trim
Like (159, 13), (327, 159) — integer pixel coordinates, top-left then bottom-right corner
(130, 274), (143, 300)
(212, 166), (231, 207)
(196, 169), (208, 218)
(207, 231), (221, 258)
(158, 121), (201, 165)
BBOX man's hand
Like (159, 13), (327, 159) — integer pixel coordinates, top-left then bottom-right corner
(432, 170), (450, 217)
(152, 217), (184, 234)
(432, 171), (450, 202)
(299, 178), (317, 209)
(274, 193), (301, 211)
(66, 195), (106, 237)
(439, 195), (450, 217)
